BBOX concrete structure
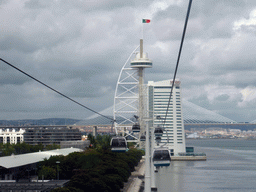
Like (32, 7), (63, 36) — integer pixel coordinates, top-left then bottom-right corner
(0, 128), (25, 144)
(23, 126), (81, 146)
(148, 79), (186, 156)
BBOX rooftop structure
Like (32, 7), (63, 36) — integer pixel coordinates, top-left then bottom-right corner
(0, 148), (83, 181)
(0, 148), (82, 169)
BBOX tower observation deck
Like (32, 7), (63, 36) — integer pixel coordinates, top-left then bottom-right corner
(131, 39), (152, 68)
(113, 38), (152, 146)
(131, 39), (152, 141)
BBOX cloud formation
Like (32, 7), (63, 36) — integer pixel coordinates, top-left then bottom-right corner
(0, 0), (256, 122)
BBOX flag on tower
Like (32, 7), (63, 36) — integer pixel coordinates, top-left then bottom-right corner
(142, 19), (151, 23)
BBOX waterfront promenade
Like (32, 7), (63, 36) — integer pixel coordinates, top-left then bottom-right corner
(122, 154), (206, 192)
(122, 157), (145, 192)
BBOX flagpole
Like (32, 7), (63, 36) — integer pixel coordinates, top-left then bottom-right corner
(141, 20), (144, 40)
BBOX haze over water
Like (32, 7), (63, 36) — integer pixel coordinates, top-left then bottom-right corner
(155, 139), (256, 192)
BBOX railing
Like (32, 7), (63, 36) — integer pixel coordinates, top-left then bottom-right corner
(178, 152), (206, 156)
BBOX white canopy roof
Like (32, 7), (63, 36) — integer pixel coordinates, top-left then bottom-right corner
(0, 148), (83, 169)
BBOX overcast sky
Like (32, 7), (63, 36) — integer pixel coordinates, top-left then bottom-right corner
(1, 0), (256, 122)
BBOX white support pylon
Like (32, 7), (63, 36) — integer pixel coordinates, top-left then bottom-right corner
(145, 120), (151, 192)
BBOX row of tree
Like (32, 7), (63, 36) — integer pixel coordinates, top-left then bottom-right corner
(0, 142), (60, 156)
(36, 135), (144, 192)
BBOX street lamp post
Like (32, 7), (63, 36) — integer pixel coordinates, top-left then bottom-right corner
(56, 161), (60, 180)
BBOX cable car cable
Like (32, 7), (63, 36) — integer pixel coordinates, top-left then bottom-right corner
(162, 0), (193, 128)
(0, 58), (114, 122)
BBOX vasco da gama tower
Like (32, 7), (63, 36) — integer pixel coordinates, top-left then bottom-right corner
(148, 79), (186, 156)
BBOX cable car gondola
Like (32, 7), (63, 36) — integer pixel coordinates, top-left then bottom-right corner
(140, 135), (146, 141)
(132, 123), (140, 132)
(155, 136), (161, 143)
(110, 137), (127, 152)
(152, 147), (171, 167)
(154, 126), (163, 136)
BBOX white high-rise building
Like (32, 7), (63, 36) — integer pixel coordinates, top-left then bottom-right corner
(0, 128), (25, 144)
(148, 79), (186, 156)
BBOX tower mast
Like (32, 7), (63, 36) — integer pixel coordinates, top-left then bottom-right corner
(131, 38), (152, 138)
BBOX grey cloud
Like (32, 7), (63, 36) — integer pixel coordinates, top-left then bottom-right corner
(0, 35), (38, 53)
(24, 0), (51, 9)
(152, 0), (256, 42)
(1, 0), (256, 121)
(0, 71), (30, 85)
(215, 94), (230, 102)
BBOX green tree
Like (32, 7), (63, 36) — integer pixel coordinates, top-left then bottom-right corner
(102, 174), (124, 192)
(13, 142), (31, 154)
(32, 143), (44, 152)
(2, 143), (15, 156)
(46, 144), (60, 150)
(61, 152), (84, 179)
(68, 172), (109, 192)
(38, 166), (56, 180)
(78, 152), (102, 169)
(87, 133), (96, 148)
(96, 135), (112, 151)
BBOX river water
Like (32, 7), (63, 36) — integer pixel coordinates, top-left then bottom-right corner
(155, 139), (256, 192)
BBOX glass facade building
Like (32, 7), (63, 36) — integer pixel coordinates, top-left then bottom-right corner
(148, 80), (186, 156)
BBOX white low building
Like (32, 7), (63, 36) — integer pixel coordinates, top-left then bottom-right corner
(0, 129), (25, 144)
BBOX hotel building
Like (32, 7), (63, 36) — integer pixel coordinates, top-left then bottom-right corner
(148, 79), (186, 156)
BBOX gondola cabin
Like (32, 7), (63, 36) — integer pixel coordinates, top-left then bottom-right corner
(155, 136), (161, 143)
(110, 137), (127, 152)
(153, 147), (171, 167)
(154, 127), (163, 136)
(140, 135), (146, 141)
(132, 123), (140, 132)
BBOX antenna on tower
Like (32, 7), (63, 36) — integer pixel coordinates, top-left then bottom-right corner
(140, 39), (143, 58)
